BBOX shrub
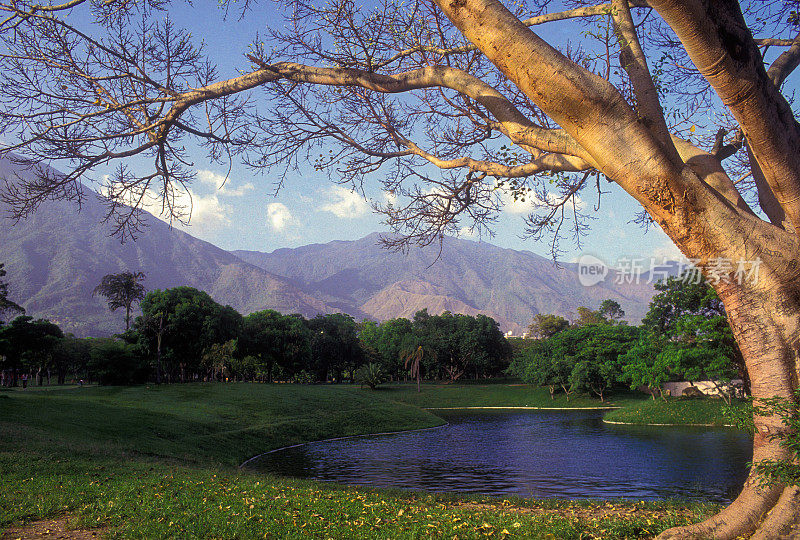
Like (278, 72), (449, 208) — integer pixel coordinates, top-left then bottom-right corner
(355, 363), (387, 390)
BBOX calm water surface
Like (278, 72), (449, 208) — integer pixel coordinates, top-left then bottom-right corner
(247, 410), (752, 503)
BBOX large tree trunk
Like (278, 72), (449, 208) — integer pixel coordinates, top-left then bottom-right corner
(429, 0), (800, 533)
(658, 278), (800, 539)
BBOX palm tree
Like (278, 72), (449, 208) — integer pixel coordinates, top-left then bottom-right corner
(93, 271), (146, 330)
(403, 345), (424, 393)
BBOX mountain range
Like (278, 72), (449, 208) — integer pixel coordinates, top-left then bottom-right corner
(0, 157), (663, 336)
(0, 157), (332, 335)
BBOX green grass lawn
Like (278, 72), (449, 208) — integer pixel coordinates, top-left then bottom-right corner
(382, 381), (604, 408)
(382, 381), (666, 411)
(603, 396), (748, 426)
(0, 382), (725, 538)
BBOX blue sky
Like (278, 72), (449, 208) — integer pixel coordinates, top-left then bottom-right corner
(83, 1), (706, 265)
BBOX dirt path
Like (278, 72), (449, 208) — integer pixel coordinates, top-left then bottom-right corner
(1, 518), (106, 540)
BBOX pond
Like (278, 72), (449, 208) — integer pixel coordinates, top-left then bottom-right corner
(245, 410), (752, 504)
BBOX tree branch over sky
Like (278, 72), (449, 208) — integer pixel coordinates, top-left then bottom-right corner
(2, 0), (800, 536)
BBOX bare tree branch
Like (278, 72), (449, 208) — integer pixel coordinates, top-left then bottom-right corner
(767, 31), (800, 87)
(650, 0), (800, 233)
(611, 0), (680, 163)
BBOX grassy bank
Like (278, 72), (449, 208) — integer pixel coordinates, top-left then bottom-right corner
(0, 383), (722, 538)
(383, 381), (615, 409)
(0, 383), (442, 466)
(384, 381), (746, 429)
(603, 396), (748, 426)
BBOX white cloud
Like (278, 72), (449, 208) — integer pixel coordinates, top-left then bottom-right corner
(492, 179), (534, 214)
(504, 192), (538, 214)
(197, 169), (227, 188)
(320, 186), (370, 218)
(98, 181), (229, 230)
(157, 188), (229, 229)
(190, 193), (229, 227)
(196, 169), (255, 197)
(222, 183), (255, 197)
(267, 202), (295, 232)
(496, 183), (585, 215)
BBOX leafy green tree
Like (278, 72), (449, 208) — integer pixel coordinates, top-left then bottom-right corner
(458, 314), (512, 378)
(621, 339), (671, 400)
(410, 310), (456, 380)
(135, 287), (242, 382)
(307, 313), (362, 382)
(403, 345), (424, 393)
(573, 306), (606, 327)
(87, 338), (148, 385)
(358, 318), (414, 380)
(598, 300), (625, 324)
(512, 324), (637, 402)
(228, 355), (260, 382)
(239, 310), (311, 382)
(202, 340), (237, 382)
(641, 270), (725, 334)
(0, 316), (63, 386)
(661, 314), (739, 404)
(357, 320), (382, 360)
(93, 271), (147, 330)
(567, 325), (638, 402)
(527, 313), (569, 339)
(508, 339), (564, 399)
(0, 263), (24, 323)
(629, 272), (743, 402)
(51, 335), (91, 385)
(407, 310), (510, 381)
(569, 360), (609, 402)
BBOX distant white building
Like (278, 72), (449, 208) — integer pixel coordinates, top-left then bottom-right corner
(662, 380), (745, 398)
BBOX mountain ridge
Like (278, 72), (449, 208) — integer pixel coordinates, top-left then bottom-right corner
(1, 158), (662, 336)
(232, 233), (660, 334)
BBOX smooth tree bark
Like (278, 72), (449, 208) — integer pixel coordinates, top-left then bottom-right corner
(0, 0), (799, 536)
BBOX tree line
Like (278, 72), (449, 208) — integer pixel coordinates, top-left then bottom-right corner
(0, 283), (511, 387)
(508, 271), (742, 404)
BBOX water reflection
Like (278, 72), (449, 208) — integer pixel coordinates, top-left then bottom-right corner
(247, 410), (752, 503)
